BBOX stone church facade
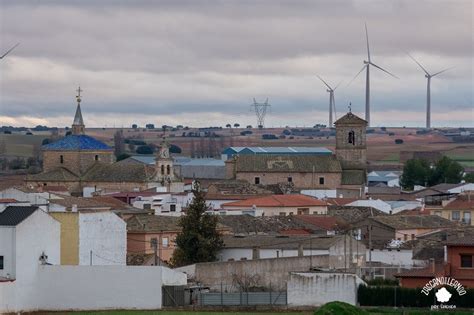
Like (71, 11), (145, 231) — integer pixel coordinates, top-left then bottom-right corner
(226, 111), (368, 197)
(26, 89), (181, 195)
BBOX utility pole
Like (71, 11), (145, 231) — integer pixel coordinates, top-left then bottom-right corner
(368, 223), (373, 279)
(90, 250), (93, 266)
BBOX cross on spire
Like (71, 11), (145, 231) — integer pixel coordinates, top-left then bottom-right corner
(348, 102), (352, 113)
(76, 86), (82, 104)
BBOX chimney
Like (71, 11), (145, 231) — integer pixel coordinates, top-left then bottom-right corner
(252, 247), (260, 260)
(298, 243), (304, 257)
(71, 204), (78, 212)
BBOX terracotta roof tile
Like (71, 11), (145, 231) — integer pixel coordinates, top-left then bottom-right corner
(295, 215), (340, 231)
(222, 194), (327, 208)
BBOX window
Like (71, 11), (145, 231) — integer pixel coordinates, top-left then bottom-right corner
(254, 177), (260, 185)
(319, 177), (325, 185)
(452, 211), (460, 221)
(167, 165), (171, 175)
(348, 131), (355, 145)
(297, 208), (309, 215)
(460, 254), (473, 268)
(161, 165), (165, 175)
(170, 204), (176, 212)
(94, 155), (99, 161)
(463, 212), (471, 225)
(287, 176), (292, 183)
(162, 237), (169, 248)
(411, 234), (415, 240)
(403, 234), (408, 241)
(150, 238), (157, 248)
(0, 256), (3, 270)
(60, 155), (64, 164)
(279, 212), (286, 216)
(434, 211), (442, 217)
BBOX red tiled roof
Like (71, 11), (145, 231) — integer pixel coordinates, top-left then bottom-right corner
(443, 197), (474, 210)
(296, 215), (339, 231)
(447, 236), (474, 246)
(0, 199), (18, 203)
(279, 229), (312, 235)
(222, 194), (327, 208)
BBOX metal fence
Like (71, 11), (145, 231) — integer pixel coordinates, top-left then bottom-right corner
(199, 291), (287, 306)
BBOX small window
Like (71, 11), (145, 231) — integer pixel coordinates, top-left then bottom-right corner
(452, 211), (460, 221)
(411, 234), (415, 240)
(167, 165), (171, 175)
(319, 177), (325, 185)
(403, 234), (408, 241)
(460, 254), (473, 268)
(279, 212), (286, 216)
(94, 155), (99, 161)
(348, 131), (355, 145)
(0, 256), (3, 270)
(60, 155), (64, 164)
(287, 176), (292, 183)
(162, 237), (169, 248)
(150, 238), (157, 248)
(161, 165), (165, 175)
(254, 177), (260, 185)
(170, 204), (176, 212)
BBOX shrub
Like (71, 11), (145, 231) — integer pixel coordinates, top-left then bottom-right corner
(314, 301), (368, 315)
(136, 145), (154, 154)
(395, 139), (404, 144)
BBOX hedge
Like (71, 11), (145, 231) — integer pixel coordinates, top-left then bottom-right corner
(358, 285), (474, 308)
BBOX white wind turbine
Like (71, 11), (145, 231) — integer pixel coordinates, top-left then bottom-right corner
(0, 43), (20, 60)
(407, 53), (452, 129)
(349, 24), (397, 126)
(316, 75), (341, 127)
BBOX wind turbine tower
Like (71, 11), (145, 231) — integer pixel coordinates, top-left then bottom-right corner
(350, 24), (397, 126)
(407, 53), (451, 129)
(316, 75), (340, 127)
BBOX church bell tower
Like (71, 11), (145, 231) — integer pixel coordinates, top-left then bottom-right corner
(334, 107), (368, 170)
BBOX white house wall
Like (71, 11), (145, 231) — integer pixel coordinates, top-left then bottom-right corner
(287, 272), (365, 306)
(0, 265), (187, 312)
(0, 227), (15, 279)
(79, 212), (126, 265)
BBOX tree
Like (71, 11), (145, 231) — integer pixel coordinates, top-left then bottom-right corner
(464, 173), (474, 183)
(170, 144), (182, 154)
(246, 125), (252, 129)
(431, 156), (464, 185)
(226, 124), (231, 128)
(171, 182), (223, 267)
(233, 123), (240, 128)
(401, 156), (465, 190)
(400, 159), (432, 190)
(136, 145), (153, 154)
(116, 153), (131, 161)
(132, 124), (138, 129)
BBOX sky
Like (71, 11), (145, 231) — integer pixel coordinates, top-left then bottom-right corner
(0, 0), (472, 128)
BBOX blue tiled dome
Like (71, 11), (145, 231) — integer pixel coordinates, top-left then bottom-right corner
(42, 135), (112, 151)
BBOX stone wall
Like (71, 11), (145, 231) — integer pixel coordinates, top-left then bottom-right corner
(193, 255), (330, 291)
(235, 172), (341, 189)
(43, 150), (114, 174)
(335, 123), (367, 169)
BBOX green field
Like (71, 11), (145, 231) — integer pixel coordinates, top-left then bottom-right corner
(27, 308), (474, 315)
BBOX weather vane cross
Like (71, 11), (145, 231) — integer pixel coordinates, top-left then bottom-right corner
(348, 102), (352, 113)
(76, 86), (83, 104)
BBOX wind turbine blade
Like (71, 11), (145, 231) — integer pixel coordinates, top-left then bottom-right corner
(316, 74), (332, 90)
(370, 62), (398, 79)
(406, 52), (430, 76)
(0, 43), (20, 59)
(365, 23), (371, 62)
(432, 67), (454, 77)
(347, 65), (367, 87)
(333, 80), (343, 91)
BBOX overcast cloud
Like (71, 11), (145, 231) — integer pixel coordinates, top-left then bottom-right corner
(0, 0), (472, 128)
